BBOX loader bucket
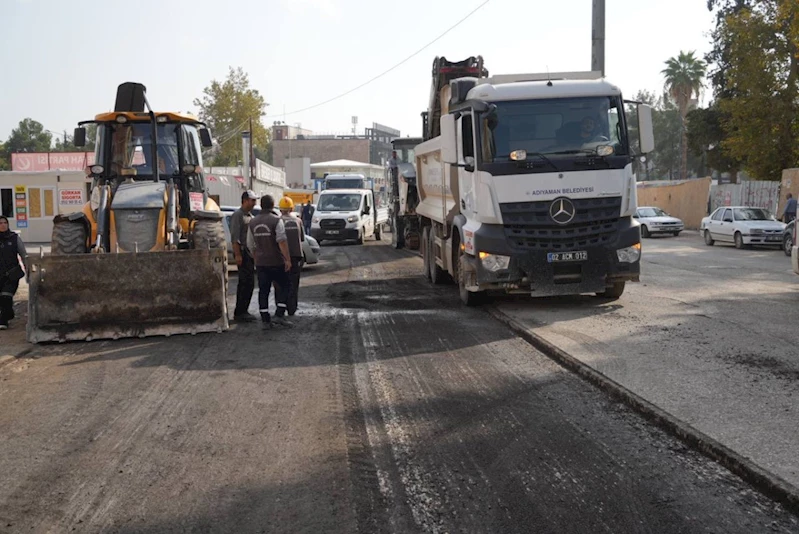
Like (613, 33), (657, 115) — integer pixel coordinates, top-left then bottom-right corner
(26, 249), (229, 343)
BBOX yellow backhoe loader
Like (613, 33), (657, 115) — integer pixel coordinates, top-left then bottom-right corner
(27, 82), (229, 343)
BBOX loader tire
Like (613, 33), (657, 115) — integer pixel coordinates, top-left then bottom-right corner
(192, 219), (227, 251)
(51, 220), (88, 255)
(192, 219), (229, 287)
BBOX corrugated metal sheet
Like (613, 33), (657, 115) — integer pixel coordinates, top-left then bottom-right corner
(710, 181), (781, 213)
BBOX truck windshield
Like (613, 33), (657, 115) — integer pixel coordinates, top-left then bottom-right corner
(481, 96), (628, 162)
(318, 193), (362, 211)
(97, 123), (181, 179)
(326, 178), (365, 189)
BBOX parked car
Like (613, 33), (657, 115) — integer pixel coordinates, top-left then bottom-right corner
(700, 206), (786, 249)
(783, 219), (795, 256)
(633, 206), (684, 237)
(220, 206), (320, 270)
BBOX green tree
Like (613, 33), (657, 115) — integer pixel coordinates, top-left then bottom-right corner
(2, 118), (53, 154)
(714, 3), (799, 180)
(0, 142), (8, 171)
(193, 67), (270, 167)
(686, 105), (741, 182)
(661, 51), (706, 181)
(652, 93), (682, 180)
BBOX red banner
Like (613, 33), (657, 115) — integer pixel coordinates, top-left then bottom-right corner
(11, 152), (95, 172)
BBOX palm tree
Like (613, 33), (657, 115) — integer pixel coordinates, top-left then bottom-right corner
(662, 51), (706, 181)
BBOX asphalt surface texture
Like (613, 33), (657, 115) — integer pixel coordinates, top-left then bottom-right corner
(0, 235), (797, 533)
(495, 230), (799, 491)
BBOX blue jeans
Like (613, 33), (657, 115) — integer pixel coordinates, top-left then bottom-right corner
(256, 265), (290, 322)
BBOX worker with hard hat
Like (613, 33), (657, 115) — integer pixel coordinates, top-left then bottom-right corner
(278, 196), (305, 316)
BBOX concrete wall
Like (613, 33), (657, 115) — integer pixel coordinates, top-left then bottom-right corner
(285, 158), (311, 188)
(636, 177), (712, 229)
(272, 139), (370, 168)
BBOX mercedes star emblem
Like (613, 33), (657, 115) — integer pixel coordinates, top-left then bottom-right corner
(549, 198), (576, 225)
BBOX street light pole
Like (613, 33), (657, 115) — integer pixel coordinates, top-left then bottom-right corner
(591, 0), (605, 76)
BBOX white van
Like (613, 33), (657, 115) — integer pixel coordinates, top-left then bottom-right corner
(311, 188), (388, 244)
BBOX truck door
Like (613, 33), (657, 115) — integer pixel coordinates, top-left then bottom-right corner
(363, 193), (374, 237)
(457, 113), (477, 220)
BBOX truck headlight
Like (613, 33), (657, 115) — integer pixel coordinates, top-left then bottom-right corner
(347, 215), (358, 223)
(479, 252), (510, 272)
(312, 217), (320, 224)
(616, 243), (641, 263)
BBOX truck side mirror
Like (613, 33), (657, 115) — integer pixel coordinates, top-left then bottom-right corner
(440, 114), (458, 164)
(637, 104), (655, 154)
(73, 127), (87, 147)
(199, 128), (213, 148)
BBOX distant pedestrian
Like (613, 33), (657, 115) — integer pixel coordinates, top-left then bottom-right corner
(301, 202), (314, 234)
(782, 193), (797, 223)
(247, 195), (293, 329)
(278, 196), (305, 316)
(230, 190), (259, 322)
(0, 216), (28, 330)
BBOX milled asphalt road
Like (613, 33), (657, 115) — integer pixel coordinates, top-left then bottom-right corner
(0, 236), (797, 533)
(495, 230), (799, 491)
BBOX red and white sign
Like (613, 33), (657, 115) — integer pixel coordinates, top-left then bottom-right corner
(11, 152), (96, 172)
(59, 188), (85, 206)
(189, 192), (204, 211)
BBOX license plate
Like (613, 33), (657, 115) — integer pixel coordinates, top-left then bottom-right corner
(547, 251), (587, 263)
(326, 230), (340, 234)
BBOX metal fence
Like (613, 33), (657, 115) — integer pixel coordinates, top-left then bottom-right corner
(709, 181), (782, 214)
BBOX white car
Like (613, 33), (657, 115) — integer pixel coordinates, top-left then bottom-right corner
(700, 206), (786, 249)
(634, 206), (684, 237)
(221, 206), (320, 269)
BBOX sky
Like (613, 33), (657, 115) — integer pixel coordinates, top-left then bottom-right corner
(0, 0), (716, 146)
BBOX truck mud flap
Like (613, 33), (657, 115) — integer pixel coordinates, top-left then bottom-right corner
(27, 249), (229, 343)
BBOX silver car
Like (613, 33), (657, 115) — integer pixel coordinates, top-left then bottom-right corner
(634, 206), (685, 238)
(221, 206), (320, 270)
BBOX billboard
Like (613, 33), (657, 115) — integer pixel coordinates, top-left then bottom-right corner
(11, 152), (95, 172)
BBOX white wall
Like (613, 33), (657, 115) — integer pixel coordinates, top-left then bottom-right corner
(0, 171), (88, 243)
(285, 157), (311, 188)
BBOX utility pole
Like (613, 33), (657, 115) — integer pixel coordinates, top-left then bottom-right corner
(249, 117), (255, 189)
(591, 0), (605, 76)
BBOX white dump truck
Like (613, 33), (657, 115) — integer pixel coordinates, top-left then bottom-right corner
(415, 56), (655, 304)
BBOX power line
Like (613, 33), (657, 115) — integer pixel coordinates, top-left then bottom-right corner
(268, 0), (491, 119)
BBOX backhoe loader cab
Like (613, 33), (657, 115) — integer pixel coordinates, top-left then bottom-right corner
(26, 82), (229, 344)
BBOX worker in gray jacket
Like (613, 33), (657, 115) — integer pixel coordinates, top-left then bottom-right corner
(278, 196), (305, 316)
(0, 215), (28, 330)
(247, 195), (293, 329)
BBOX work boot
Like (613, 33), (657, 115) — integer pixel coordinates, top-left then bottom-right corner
(272, 316), (294, 328)
(0, 296), (12, 326)
(233, 312), (257, 323)
(261, 320), (273, 331)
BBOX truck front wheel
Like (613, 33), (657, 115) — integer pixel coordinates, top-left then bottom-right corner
(457, 248), (483, 306)
(596, 281), (625, 300)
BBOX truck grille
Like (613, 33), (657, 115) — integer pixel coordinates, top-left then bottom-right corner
(114, 208), (160, 252)
(320, 219), (346, 229)
(500, 197), (622, 251)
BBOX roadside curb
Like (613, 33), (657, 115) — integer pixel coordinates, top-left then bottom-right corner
(486, 305), (799, 517)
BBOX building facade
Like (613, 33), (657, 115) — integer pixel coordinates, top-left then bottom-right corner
(271, 123), (400, 169)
